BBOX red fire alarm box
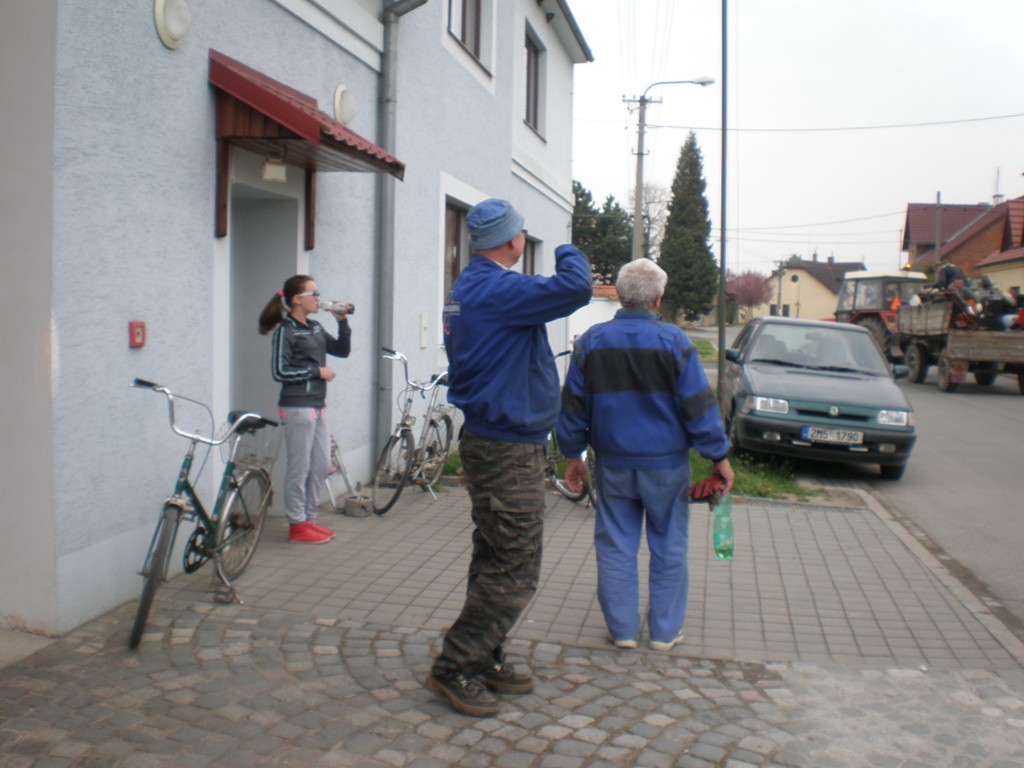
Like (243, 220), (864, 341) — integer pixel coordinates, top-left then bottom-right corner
(129, 321), (146, 348)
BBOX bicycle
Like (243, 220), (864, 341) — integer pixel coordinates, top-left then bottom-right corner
(324, 434), (356, 512)
(547, 350), (596, 506)
(370, 348), (453, 515)
(128, 378), (280, 649)
(545, 426), (597, 506)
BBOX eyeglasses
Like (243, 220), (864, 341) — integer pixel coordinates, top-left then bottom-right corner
(296, 291), (320, 299)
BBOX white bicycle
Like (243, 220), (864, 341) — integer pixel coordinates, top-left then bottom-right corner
(369, 348), (453, 515)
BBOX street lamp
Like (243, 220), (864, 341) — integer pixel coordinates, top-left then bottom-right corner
(629, 77), (714, 261)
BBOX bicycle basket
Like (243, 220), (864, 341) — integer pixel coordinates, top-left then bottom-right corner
(218, 421), (282, 471)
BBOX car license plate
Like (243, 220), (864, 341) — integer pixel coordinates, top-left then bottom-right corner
(801, 426), (863, 445)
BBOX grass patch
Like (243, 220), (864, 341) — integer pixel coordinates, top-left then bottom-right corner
(444, 446), (817, 502)
(442, 450), (462, 477)
(693, 339), (716, 362)
(690, 450), (818, 502)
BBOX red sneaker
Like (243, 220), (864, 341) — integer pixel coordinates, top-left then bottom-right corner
(289, 522), (331, 544)
(307, 522), (336, 540)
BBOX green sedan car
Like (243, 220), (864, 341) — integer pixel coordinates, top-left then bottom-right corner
(723, 316), (916, 480)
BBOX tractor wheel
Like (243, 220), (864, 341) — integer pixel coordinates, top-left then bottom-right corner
(904, 343), (929, 383)
(973, 364), (998, 386)
(938, 354), (959, 393)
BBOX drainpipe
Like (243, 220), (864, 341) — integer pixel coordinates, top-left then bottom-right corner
(375, 0), (428, 458)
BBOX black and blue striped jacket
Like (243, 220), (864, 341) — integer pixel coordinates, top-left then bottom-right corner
(557, 310), (729, 470)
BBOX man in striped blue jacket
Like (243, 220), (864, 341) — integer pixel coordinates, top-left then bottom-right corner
(558, 258), (733, 652)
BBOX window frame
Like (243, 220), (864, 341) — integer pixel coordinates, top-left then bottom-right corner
(525, 31), (541, 131)
(449, 0), (483, 60)
(444, 202), (470, 301)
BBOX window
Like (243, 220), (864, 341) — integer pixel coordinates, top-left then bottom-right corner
(444, 202), (469, 300)
(525, 33), (541, 130)
(449, 0), (482, 59)
(855, 279), (882, 310)
(521, 237), (537, 276)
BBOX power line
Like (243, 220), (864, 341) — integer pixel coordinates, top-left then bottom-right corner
(724, 235), (898, 246)
(648, 111), (1024, 133)
(734, 211), (904, 230)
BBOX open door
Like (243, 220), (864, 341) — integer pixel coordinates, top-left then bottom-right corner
(230, 188), (300, 513)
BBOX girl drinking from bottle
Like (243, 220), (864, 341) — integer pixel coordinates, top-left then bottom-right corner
(258, 275), (350, 544)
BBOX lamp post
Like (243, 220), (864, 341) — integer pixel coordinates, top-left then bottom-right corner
(629, 77), (714, 260)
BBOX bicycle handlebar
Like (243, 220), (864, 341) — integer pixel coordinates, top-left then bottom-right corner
(131, 379), (275, 446)
(380, 348), (448, 394)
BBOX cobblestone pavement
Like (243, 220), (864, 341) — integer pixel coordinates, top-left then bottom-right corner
(1, 488), (1024, 766)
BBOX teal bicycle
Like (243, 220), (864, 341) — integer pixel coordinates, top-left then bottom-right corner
(129, 379), (280, 649)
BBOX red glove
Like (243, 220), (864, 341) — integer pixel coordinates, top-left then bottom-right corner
(689, 475), (725, 502)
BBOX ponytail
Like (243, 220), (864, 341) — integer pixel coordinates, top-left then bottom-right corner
(259, 274), (314, 335)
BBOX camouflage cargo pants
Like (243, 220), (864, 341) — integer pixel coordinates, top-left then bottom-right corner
(431, 431), (546, 677)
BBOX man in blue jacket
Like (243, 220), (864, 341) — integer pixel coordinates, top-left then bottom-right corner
(427, 199), (592, 716)
(558, 258), (733, 652)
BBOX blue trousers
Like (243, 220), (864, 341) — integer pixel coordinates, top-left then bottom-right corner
(593, 463), (691, 644)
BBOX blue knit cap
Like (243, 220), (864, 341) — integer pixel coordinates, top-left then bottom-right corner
(467, 199), (525, 251)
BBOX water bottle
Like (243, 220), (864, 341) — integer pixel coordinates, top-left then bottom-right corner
(712, 492), (734, 560)
(322, 301), (355, 315)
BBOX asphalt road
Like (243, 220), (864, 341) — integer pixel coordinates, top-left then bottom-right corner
(865, 370), (1024, 624)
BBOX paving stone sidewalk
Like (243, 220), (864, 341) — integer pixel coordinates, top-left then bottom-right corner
(1, 488), (1023, 766)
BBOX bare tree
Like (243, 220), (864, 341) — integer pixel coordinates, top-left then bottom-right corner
(628, 182), (670, 259)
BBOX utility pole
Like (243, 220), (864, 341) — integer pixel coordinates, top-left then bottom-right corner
(625, 78), (714, 261)
(775, 259), (786, 315)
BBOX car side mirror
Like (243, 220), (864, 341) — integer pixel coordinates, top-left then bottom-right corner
(725, 348), (741, 363)
(892, 364), (910, 380)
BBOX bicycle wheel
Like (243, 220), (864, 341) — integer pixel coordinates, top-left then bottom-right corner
(419, 414), (453, 487)
(371, 431), (415, 514)
(552, 473), (588, 502)
(215, 469), (270, 582)
(583, 448), (598, 508)
(129, 504), (179, 649)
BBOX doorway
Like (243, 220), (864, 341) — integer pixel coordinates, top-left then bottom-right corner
(230, 188), (300, 512)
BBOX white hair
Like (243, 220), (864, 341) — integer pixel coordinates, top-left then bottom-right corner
(616, 259), (667, 309)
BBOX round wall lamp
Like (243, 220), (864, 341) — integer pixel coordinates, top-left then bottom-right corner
(155, 0), (192, 49)
(333, 84), (356, 125)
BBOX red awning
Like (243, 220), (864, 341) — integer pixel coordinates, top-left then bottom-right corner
(208, 49), (404, 180)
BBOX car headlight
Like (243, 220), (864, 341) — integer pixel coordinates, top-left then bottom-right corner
(878, 410), (913, 426)
(743, 395), (789, 415)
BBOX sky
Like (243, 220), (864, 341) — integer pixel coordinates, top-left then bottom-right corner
(569, 0), (1024, 277)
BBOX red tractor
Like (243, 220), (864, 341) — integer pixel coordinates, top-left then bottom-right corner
(834, 270), (929, 361)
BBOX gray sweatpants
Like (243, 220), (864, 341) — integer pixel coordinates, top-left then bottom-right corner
(279, 406), (331, 525)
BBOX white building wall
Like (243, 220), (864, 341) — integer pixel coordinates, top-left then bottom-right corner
(0, 2), (60, 634)
(0, 0), (589, 636)
(568, 298), (620, 344)
(3, 0), (389, 634)
(390, 0), (585, 384)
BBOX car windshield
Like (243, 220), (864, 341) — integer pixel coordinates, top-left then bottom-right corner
(750, 325), (891, 376)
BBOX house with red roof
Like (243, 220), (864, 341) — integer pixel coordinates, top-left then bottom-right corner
(902, 202), (991, 269)
(905, 196), (1024, 291)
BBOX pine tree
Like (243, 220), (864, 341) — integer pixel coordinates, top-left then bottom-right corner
(572, 181), (632, 284)
(658, 132), (718, 321)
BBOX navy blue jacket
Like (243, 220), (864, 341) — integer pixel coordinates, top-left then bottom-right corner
(443, 244), (592, 444)
(557, 310), (730, 470)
